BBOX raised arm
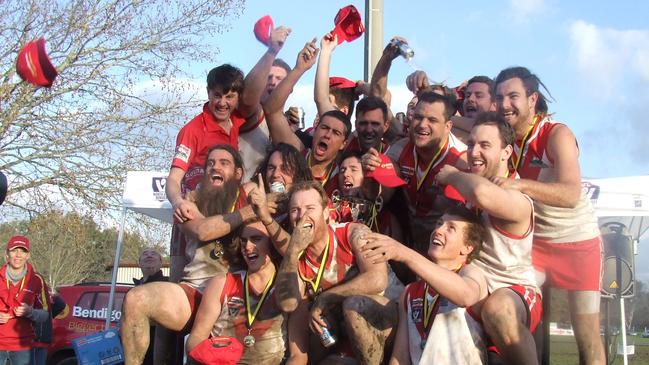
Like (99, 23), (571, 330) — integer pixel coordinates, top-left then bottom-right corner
(239, 26), (291, 129)
(186, 275), (227, 353)
(263, 39), (318, 150)
(370, 37), (401, 100)
(314, 33), (338, 116)
(275, 216), (311, 313)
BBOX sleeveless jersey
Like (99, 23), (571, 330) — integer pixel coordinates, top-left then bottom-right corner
(513, 117), (600, 242)
(404, 280), (486, 365)
(239, 116), (271, 182)
(298, 222), (358, 298)
(182, 186), (248, 291)
(212, 271), (285, 364)
(472, 198), (538, 293)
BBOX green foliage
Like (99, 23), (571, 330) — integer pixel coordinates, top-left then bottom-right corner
(0, 210), (163, 288)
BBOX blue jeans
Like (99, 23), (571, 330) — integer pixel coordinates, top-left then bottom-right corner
(32, 347), (48, 365)
(0, 349), (32, 365)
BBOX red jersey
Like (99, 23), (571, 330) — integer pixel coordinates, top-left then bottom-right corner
(396, 138), (465, 218)
(511, 117), (561, 180)
(298, 223), (358, 298)
(172, 103), (246, 192)
(0, 263), (46, 351)
(213, 271), (285, 363)
(343, 134), (390, 155)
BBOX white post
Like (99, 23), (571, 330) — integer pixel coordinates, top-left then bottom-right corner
(620, 296), (628, 365)
(105, 206), (128, 330)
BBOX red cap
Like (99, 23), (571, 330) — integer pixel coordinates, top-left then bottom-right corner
(189, 336), (243, 365)
(331, 5), (365, 45)
(7, 235), (30, 252)
(443, 184), (466, 204)
(329, 76), (356, 89)
(16, 38), (58, 88)
(366, 154), (406, 188)
(253, 15), (274, 46)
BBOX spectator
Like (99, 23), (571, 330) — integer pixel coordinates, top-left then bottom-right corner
(0, 236), (49, 365)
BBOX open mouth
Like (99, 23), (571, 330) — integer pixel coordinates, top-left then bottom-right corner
(246, 253), (259, 263)
(343, 181), (354, 189)
(465, 105), (477, 113)
(502, 110), (515, 119)
(211, 173), (224, 184)
(302, 222), (313, 229)
(314, 141), (328, 156)
(431, 238), (444, 247)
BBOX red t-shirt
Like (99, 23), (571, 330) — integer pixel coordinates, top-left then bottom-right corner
(171, 103), (246, 192)
(0, 263), (46, 351)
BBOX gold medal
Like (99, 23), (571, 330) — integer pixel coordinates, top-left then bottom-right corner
(243, 334), (256, 347)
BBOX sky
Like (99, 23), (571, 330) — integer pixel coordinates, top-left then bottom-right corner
(177, 0), (649, 280)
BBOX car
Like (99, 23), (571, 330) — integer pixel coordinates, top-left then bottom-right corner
(47, 282), (133, 365)
(642, 330), (649, 338)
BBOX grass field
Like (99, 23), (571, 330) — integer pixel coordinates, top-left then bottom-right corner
(550, 335), (649, 365)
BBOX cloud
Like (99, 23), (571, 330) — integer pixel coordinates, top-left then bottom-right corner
(509, 0), (547, 23)
(569, 20), (649, 94)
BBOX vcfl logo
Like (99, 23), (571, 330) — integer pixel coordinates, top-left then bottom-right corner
(152, 177), (167, 201)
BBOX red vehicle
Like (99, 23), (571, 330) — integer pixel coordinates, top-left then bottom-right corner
(47, 283), (132, 365)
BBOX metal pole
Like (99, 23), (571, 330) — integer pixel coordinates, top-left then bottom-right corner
(105, 205), (128, 330)
(364, 0), (383, 82)
(620, 296), (629, 365)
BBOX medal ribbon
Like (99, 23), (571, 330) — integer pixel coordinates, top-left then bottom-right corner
(307, 151), (335, 188)
(244, 271), (276, 329)
(511, 114), (542, 173)
(414, 138), (449, 191)
(298, 234), (331, 295)
(230, 189), (240, 213)
(422, 264), (464, 333)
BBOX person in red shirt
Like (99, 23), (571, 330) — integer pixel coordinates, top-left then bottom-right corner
(0, 236), (49, 365)
(165, 25), (291, 284)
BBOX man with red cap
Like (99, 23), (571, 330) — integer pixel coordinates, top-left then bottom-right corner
(1, 236), (49, 365)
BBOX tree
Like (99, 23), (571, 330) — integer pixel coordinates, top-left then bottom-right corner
(0, 210), (162, 289)
(0, 0), (245, 214)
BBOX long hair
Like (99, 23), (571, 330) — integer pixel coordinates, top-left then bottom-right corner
(253, 143), (313, 190)
(494, 66), (554, 116)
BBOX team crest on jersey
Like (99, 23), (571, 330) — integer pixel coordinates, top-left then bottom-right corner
(411, 298), (423, 322)
(227, 296), (245, 317)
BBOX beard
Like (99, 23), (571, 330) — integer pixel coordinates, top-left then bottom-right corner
(195, 176), (240, 217)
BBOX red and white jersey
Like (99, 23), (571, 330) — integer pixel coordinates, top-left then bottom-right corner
(212, 271), (285, 363)
(472, 199), (539, 293)
(513, 117), (600, 243)
(182, 186), (249, 291)
(404, 280), (486, 365)
(298, 222), (358, 298)
(172, 103), (246, 193)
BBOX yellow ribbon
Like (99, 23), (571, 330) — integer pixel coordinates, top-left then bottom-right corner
(244, 271), (276, 329)
(414, 138), (448, 191)
(512, 114), (542, 173)
(298, 234), (331, 295)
